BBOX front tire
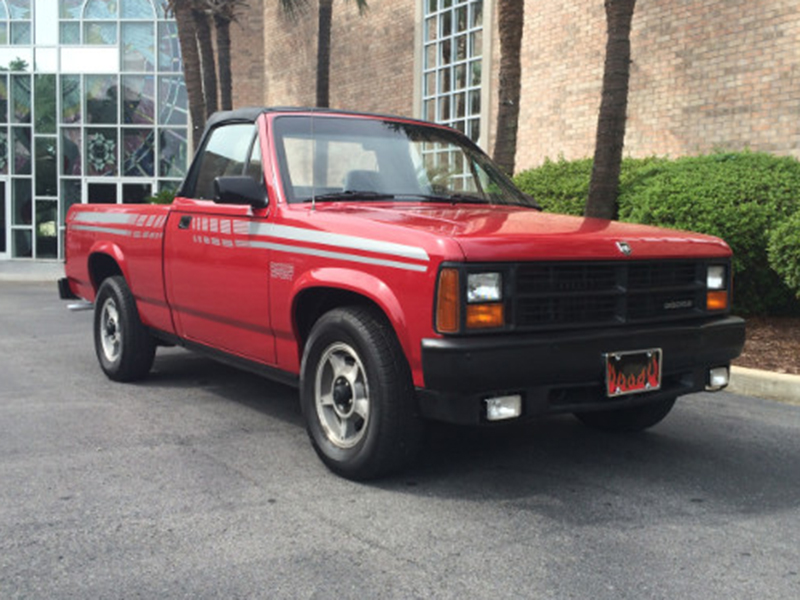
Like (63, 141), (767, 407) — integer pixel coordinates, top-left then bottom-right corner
(300, 306), (423, 480)
(574, 396), (677, 432)
(94, 276), (156, 382)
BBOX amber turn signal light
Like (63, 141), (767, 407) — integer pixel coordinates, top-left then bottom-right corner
(706, 290), (728, 311)
(436, 268), (460, 333)
(466, 303), (504, 329)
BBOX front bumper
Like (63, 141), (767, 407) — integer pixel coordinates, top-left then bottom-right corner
(417, 316), (745, 425)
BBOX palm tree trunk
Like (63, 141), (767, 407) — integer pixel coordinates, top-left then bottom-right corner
(171, 0), (206, 149)
(215, 15), (233, 110)
(492, 0), (524, 176)
(193, 7), (218, 117)
(585, 0), (637, 220)
(316, 0), (334, 108)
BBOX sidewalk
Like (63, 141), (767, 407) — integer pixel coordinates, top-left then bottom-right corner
(2, 259), (798, 405)
(0, 259), (63, 282)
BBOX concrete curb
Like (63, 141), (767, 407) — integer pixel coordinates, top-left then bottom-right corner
(728, 366), (800, 405)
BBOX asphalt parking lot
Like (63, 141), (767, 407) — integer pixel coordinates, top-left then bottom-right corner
(2, 281), (799, 599)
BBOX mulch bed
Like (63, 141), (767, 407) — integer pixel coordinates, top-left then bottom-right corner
(733, 316), (800, 375)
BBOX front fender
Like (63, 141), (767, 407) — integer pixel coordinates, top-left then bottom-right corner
(292, 267), (412, 360)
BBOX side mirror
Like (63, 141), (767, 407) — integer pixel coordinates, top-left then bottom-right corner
(214, 176), (267, 208)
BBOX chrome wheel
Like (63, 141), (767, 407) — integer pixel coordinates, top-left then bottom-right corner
(314, 342), (370, 449)
(99, 297), (121, 363)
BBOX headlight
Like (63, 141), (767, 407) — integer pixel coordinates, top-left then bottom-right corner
(707, 265), (726, 290)
(467, 272), (503, 303)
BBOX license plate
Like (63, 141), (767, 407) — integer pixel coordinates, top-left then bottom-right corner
(605, 349), (662, 397)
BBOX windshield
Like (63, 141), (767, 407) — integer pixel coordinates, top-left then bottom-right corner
(273, 115), (538, 208)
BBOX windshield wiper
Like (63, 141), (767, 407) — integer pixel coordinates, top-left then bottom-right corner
(301, 191), (396, 203)
(411, 193), (491, 205)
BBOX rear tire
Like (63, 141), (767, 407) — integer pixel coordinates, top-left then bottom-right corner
(94, 276), (156, 382)
(300, 306), (423, 480)
(574, 396), (677, 432)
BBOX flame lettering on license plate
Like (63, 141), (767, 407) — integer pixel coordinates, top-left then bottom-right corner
(605, 349), (662, 397)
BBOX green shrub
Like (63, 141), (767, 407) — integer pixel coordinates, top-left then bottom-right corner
(768, 209), (800, 299)
(514, 152), (800, 315)
(147, 189), (176, 205)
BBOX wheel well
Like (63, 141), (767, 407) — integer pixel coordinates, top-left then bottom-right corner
(88, 253), (123, 291)
(294, 288), (386, 347)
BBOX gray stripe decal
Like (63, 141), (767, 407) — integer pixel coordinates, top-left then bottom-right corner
(71, 224), (134, 236)
(247, 241), (428, 272)
(248, 223), (429, 263)
(72, 212), (135, 225)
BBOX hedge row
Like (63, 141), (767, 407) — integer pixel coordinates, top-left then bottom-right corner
(514, 152), (800, 315)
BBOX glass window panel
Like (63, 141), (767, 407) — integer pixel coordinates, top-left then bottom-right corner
(0, 129), (8, 174)
(13, 229), (32, 257)
(455, 64), (466, 90)
(0, 4), (6, 19)
(122, 75), (155, 124)
(424, 72), (435, 97)
(85, 22), (117, 45)
(12, 126), (31, 174)
(84, 0), (118, 19)
(122, 23), (155, 72)
(455, 35), (467, 61)
(192, 123), (254, 198)
(60, 23), (81, 45)
(122, 183), (152, 204)
(121, 0), (154, 19)
(61, 0), (84, 19)
(35, 137), (58, 196)
(61, 128), (82, 175)
(438, 95), (450, 121)
(470, 30), (482, 57)
(423, 99), (435, 121)
(469, 89), (481, 115)
(424, 44), (436, 70)
(61, 75), (81, 123)
(455, 92), (466, 118)
(0, 76), (7, 123)
(158, 22), (181, 72)
(443, 0), (452, 9)
(36, 200), (58, 258)
(85, 128), (117, 176)
(441, 11), (452, 36)
(12, 178), (32, 224)
(439, 67), (451, 93)
(470, 60), (481, 86)
(34, 75), (57, 134)
(88, 182), (117, 204)
(0, 26), (7, 45)
(12, 75), (30, 123)
(159, 128), (187, 178)
(471, 0), (483, 27)
(86, 75), (118, 124)
(427, 0), (436, 13)
(456, 6), (467, 32)
(60, 179), (81, 223)
(425, 17), (436, 43)
(8, 0), (32, 19)
(158, 76), (187, 125)
(440, 39), (451, 64)
(468, 118), (480, 142)
(123, 128), (154, 176)
(11, 22), (31, 45)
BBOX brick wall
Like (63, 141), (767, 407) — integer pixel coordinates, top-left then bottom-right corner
(516, 0), (800, 170)
(230, 0), (266, 108)
(259, 0), (417, 117)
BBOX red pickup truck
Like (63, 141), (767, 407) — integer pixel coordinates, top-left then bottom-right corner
(60, 108), (745, 479)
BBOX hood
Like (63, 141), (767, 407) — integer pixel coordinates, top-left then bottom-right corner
(298, 203), (732, 262)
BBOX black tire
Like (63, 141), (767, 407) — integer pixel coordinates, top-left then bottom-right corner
(300, 306), (423, 480)
(574, 396), (677, 432)
(94, 276), (156, 382)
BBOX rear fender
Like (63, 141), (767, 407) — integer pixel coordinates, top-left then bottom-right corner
(87, 241), (131, 297)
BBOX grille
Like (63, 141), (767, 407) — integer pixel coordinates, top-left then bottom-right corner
(513, 260), (705, 330)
